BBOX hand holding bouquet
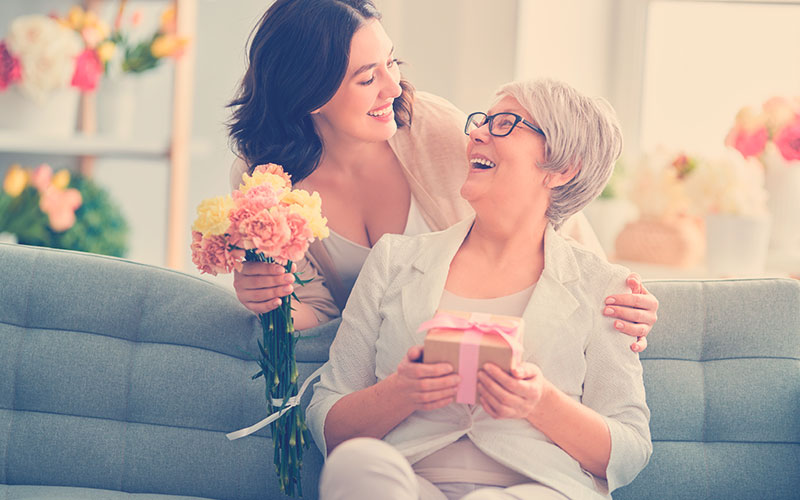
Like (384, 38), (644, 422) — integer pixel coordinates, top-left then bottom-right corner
(190, 163), (328, 496)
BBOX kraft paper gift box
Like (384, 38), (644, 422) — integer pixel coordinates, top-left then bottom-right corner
(419, 309), (524, 405)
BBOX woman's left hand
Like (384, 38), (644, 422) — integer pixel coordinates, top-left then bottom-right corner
(476, 362), (549, 420)
(604, 273), (659, 353)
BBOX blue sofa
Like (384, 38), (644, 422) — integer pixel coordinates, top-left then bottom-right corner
(1, 242), (798, 499)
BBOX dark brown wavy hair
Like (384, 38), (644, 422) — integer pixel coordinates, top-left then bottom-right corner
(228, 0), (414, 183)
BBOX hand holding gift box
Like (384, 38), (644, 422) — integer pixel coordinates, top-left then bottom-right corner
(418, 310), (524, 405)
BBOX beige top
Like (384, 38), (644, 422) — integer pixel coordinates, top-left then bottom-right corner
(230, 91), (604, 323)
(322, 195), (431, 298)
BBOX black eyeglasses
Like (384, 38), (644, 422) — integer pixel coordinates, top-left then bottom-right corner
(464, 112), (546, 138)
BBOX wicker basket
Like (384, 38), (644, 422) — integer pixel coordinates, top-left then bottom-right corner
(615, 216), (705, 267)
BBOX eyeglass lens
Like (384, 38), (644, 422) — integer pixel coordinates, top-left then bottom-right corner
(466, 112), (518, 136)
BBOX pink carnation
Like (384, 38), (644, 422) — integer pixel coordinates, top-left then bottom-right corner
(726, 126), (768, 158)
(236, 209), (291, 256)
(71, 48), (103, 92)
(774, 115), (800, 162)
(190, 231), (244, 276)
(254, 163), (292, 184)
(0, 42), (22, 90)
(278, 211), (313, 263)
(233, 183), (280, 212)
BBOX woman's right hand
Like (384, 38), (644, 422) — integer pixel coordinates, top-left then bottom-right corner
(233, 261), (296, 314)
(391, 345), (461, 412)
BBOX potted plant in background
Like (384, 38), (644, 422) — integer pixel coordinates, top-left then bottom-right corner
(726, 96), (800, 259)
(0, 163), (128, 257)
(0, 6), (108, 136)
(684, 148), (770, 276)
(95, 0), (189, 139)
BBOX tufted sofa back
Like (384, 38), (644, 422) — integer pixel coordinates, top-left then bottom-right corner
(0, 243), (330, 500)
(615, 278), (800, 500)
(2, 242), (799, 500)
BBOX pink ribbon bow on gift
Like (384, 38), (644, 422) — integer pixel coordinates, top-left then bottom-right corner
(417, 312), (523, 404)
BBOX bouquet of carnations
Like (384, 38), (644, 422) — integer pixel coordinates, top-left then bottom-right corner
(190, 163), (328, 497)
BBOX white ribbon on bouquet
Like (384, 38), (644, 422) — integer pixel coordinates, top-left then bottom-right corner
(226, 365), (325, 441)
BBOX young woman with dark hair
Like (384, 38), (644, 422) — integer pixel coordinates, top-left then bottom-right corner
(226, 0), (658, 348)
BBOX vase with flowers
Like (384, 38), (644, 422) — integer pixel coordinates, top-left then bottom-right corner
(95, 1), (189, 139)
(0, 6), (109, 136)
(726, 96), (800, 258)
(614, 148), (706, 267)
(683, 148), (771, 276)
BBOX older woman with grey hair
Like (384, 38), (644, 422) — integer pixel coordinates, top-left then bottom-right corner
(307, 78), (652, 500)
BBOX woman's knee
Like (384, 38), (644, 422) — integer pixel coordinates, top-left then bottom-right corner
(320, 438), (418, 499)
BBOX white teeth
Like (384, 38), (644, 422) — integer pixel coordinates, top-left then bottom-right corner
(471, 158), (496, 168)
(368, 106), (392, 117)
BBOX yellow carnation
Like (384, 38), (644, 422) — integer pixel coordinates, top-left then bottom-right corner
(3, 164), (28, 197)
(52, 169), (71, 190)
(285, 190), (329, 240)
(239, 170), (290, 194)
(192, 195), (234, 236)
(281, 189), (322, 211)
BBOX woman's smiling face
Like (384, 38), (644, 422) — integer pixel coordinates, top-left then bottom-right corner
(312, 20), (403, 143)
(461, 95), (552, 211)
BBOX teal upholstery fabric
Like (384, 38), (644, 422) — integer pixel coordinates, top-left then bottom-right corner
(614, 279), (800, 500)
(1, 242), (798, 499)
(0, 243), (334, 500)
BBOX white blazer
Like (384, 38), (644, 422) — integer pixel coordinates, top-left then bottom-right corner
(307, 217), (652, 500)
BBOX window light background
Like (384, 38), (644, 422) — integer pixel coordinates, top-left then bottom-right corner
(0, 0), (797, 281)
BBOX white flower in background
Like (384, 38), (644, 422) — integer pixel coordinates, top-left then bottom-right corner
(6, 15), (83, 103)
(627, 147), (692, 219)
(685, 148), (768, 217)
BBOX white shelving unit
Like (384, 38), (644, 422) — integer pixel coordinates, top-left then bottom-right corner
(0, 131), (169, 158)
(0, 0), (197, 270)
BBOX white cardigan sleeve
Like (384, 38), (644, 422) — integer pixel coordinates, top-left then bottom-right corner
(581, 268), (653, 492)
(305, 235), (394, 456)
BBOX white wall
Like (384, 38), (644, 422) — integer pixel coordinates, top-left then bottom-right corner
(377, 0), (519, 113)
(514, 0), (615, 99)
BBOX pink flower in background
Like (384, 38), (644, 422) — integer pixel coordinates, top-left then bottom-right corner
(726, 126), (768, 158)
(279, 211), (313, 263)
(39, 186), (82, 232)
(130, 11), (143, 27)
(30, 164), (53, 192)
(71, 48), (102, 91)
(774, 115), (800, 162)
(0, 42), (22, 90)
(190, 231), (244, 276)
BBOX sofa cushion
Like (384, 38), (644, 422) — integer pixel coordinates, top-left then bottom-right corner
(614, 278), (800, 500)
(0, 244), (331, 500)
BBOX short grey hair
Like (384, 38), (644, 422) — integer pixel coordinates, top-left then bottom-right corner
(494, 78), (623, 230)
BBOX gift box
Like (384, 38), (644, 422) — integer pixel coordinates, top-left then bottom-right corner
(419, 309), (524, 405)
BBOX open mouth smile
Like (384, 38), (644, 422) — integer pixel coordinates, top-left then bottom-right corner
(470, 157), (497, 170)
(367, 103), (393, 117)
